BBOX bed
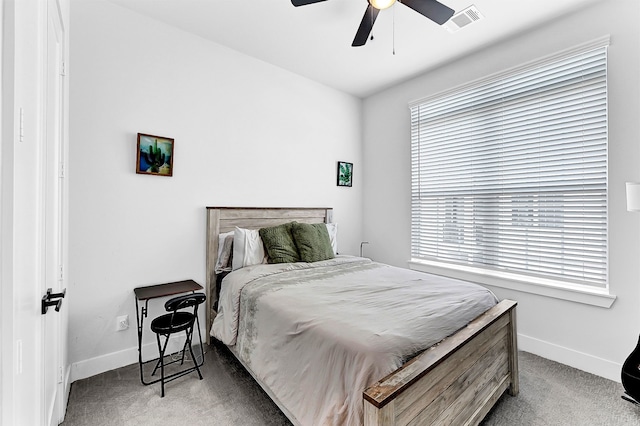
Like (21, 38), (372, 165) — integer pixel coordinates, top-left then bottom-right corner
(205, 207), (518, 426)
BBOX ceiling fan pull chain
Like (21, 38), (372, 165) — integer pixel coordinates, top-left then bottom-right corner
(392, 2), (396, 55)
(371, 9), (375, 41)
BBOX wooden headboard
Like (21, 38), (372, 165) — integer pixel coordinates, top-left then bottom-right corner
(205, 207), (333, 344)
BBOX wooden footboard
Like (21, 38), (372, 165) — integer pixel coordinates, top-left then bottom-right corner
(363, 299), (518, 426)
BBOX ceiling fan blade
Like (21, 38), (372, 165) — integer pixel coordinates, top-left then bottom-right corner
(401, 0), (454, 25)
(352, 5), (380, 47)
(291, 0), (327, 6)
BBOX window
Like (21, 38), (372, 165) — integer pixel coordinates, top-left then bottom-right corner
(410, 42), (608, 289)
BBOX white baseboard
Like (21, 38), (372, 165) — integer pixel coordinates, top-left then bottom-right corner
(518, 333), (622, 383)
(71, 331), (621, 385)
(70, 336), (187, 383)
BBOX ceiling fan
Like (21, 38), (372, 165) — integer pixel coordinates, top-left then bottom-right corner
(291, 0), (455, 47)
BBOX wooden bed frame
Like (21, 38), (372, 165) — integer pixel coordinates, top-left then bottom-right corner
(205, 206), (519, 426)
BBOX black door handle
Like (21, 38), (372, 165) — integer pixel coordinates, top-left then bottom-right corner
(42, 288), (66, 314)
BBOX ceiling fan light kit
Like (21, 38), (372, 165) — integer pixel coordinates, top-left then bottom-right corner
(370, 0), (396, 10)
(291, 0), (455, 47)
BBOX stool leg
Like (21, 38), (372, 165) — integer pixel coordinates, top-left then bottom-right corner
(152, 331), (171, 377)
(195, 314), (205, 367)
(185, 328), (203, 380)
(150, 357), (162, 377)
(156, 333), (166, 397)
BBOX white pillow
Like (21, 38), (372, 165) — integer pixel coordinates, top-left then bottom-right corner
(214, 231), (234, 274)
(326, 223), (338, 255)
(232, 227), (266, 271)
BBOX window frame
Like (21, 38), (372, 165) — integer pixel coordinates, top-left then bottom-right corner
(407, 37), (615, 307)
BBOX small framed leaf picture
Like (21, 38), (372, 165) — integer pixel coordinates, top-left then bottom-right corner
(136, 133), (174, 176)
(337, 161), (353, 187)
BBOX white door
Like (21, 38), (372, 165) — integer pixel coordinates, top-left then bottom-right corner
(42, 0), (66, 424)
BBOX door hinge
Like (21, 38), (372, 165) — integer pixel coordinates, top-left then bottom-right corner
(59, 162), (65, 178)
(58, 366), (63, 383)
(60, 61), (66, 77)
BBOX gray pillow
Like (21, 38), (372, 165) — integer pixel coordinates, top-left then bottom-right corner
(259, 222), (300, 264)
(292, 222), (335, 263)
(217, 234), (234, 271)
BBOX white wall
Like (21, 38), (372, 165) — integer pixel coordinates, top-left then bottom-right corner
(69, 0), (363, 380)
(362, 0), (640, 381)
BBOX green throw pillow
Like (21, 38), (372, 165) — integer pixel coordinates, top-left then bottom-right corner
(259, 222), (300, 264)
(292, 222), (335, 263)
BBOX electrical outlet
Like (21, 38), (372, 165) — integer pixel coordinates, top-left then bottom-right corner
(116, 315), (129, 331)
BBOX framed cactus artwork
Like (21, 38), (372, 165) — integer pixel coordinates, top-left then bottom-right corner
(337, 161), (353, 187)
(136, 133), (174, 177)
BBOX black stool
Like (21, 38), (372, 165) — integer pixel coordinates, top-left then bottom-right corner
(150, 292), (206, 397)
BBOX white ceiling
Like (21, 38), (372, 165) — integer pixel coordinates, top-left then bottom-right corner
(107, 0), (599, 98)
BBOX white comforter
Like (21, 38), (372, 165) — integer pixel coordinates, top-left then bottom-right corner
(211, 256), (497, 426)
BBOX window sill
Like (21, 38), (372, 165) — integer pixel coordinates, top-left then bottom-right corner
(408, 259), (616, 308)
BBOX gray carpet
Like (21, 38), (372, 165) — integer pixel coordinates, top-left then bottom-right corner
(62, 343), (640, 425)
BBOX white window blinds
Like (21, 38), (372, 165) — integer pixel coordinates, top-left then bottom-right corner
(410, 45), (608, 288)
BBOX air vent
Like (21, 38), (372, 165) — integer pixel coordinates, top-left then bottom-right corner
(444, 5), (484, 33)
